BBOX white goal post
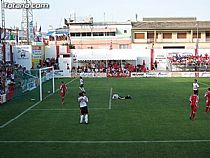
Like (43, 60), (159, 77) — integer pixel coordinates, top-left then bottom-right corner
(39, 66), (55, 101)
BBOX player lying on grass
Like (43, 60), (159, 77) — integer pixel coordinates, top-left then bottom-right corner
(112, 93), (132, 100)
(189, 91), (199, 120)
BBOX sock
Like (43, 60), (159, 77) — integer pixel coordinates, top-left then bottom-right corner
(85, 114), (88, 123)
(192, 113), (196, 120)
(190, 111), (193, 119)
(80, 115), (84, 123)
(206, 107), (208, 112)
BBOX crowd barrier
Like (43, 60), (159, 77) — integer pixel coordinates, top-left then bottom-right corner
(54, 71), (210, 78)
(131, 72), (210, 78)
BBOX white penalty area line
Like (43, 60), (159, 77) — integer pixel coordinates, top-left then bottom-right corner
(1, 140), (210, 144)
(0, 78), (78, 129)
(108, 87), (113, 110)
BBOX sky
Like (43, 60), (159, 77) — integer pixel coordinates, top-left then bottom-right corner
(1, 0), (210, 32)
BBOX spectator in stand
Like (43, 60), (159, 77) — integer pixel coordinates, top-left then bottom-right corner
(205, 64), (208, 72)
(0, 87), (3, 95)
(154, 61), (158, 70)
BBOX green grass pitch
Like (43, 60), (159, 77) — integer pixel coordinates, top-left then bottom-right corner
(0, 77), (210, 158)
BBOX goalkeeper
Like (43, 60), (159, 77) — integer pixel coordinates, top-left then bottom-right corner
(112, 93), (132, 100)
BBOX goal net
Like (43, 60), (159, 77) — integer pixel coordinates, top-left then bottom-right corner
(38, 66), (55, 101)
(9, 66), (55, 102)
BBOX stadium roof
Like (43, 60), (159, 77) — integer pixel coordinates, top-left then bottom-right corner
(142, 17), (197, 22)
(73, 49), (139, 61)
(47, 31), (69, 36)
(132, 21), (210, 30)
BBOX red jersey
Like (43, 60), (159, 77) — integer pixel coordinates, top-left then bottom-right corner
(60, 83), (67, 95)
(189, 95), (199, 106)
(205, 91), (210, 102)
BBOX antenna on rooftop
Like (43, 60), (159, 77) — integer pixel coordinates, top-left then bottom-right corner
(104, 12), (106, 25)
(135, 13), (138, 22)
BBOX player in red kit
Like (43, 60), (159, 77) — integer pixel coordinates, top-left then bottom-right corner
(204, 88), (210, 112)
(189, 91), (199, 120)
(60, 81), (67, 104)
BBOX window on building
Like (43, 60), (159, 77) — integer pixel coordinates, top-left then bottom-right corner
(177, 32), (187, 39)
(75, 33), (80, 37)
(147, 32), (154, 39)
(193, 32), (201, 38)
(147, 32), (158, 39)
(163, 33), (172, 39)
(163, 46), (185, 49)
(124, 30), (127, 33)
(81, 32), (91, 37)
(87, 32), (91, 36)
(49, 36), (54, 41)
(82, 33), (87, 37)
(93, 32), (99, 36)
(109, 32), (116, 36)
(105, 32), (116, 36)
(206, 32), (210, 38)
(119, 44), (129, 49)
(99, 32), (104, 36)
(70, 33), (75, 37)
(135, 33), (145, 39)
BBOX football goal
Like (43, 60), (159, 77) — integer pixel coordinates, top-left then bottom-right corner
(38, 66), (55, 101)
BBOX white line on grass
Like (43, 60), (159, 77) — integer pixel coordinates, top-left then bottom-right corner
(0, 140), (210, 143)
(200, 87), (209, 90)
(199, 81), (210, 87)
(0, 78), (77, 129)
(30, 108), (108, 111)
(108, 87), (113, 110)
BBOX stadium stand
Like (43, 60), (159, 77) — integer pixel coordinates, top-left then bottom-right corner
(168, 54), (210, 72)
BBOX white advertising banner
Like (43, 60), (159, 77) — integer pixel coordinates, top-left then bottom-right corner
(198, 72), (210, 77)
(13, 45), (32, 70)
(131, 72), (171, 78)
(58, 57), (72, 72)
(154, 50), (167, 71)
(45, 45), (56, 59)
(59, 45), (69, 55)
(54, 70), (72, 78)
(80, 73), (107, 78)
